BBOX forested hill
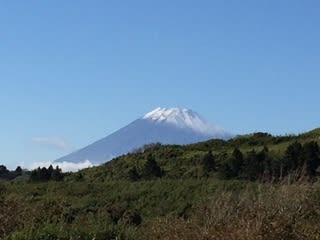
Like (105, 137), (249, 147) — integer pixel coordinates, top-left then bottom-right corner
(73, 128), (320, 183)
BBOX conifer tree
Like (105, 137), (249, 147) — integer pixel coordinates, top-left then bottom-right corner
(143, 154), (163, 179)
(202, 151), (216, 176)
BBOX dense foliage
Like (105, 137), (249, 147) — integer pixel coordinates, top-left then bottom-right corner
(1, 128), (320, 239)
(29, 165), (64, 182)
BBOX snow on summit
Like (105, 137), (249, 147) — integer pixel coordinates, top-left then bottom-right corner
(143, 107), (228, 136)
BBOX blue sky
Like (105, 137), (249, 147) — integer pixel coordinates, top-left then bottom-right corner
(1, 1), (320, 168)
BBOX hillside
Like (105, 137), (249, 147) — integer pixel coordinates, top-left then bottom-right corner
(1, 128), (320, 239)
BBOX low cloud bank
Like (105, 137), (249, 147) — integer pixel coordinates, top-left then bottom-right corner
(28, 160), (96, 172)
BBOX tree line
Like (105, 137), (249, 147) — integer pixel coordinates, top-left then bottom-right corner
(30, 165), (64, 182)
(0, 165), (64, 182)
(2, 140), (320, 183)
(0, 165), (23, 180)
(203, 141), (320, 181)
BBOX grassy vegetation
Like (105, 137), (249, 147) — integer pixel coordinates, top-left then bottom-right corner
(141, 182), (320, 240)
(1, 129), (320, 239)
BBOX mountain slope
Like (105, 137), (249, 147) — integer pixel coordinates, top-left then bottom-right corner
(56, 107), (232, 164)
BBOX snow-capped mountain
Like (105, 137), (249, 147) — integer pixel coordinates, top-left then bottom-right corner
(55, 107), (232, 164)
(143, 107), (229, 136)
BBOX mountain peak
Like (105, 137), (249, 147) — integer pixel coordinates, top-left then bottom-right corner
(142, 107), (229, 137)
(143, 107), (195, 121)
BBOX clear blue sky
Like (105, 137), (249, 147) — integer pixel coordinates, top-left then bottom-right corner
(1, 1), (320, 168)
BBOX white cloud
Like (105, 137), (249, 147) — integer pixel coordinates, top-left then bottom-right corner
(32, 137), (73, 152)
(28, 160), (96, 172)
